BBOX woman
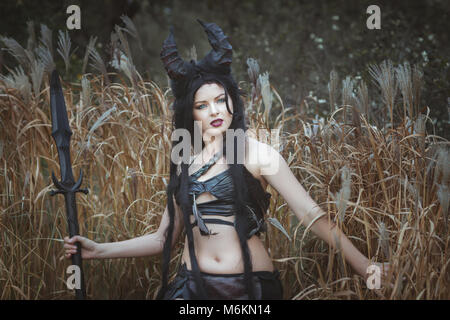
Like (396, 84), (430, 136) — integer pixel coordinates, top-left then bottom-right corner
(64, 20), (387, 300)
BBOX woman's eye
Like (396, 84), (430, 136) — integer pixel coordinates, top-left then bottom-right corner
(196, 104), (207, 109)
(218, 98), (226, 103)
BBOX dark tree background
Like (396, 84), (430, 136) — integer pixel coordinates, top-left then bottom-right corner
(1, 0), (449, 137)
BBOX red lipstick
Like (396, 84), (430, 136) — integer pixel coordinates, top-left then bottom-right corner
(210, 119), (223, 127)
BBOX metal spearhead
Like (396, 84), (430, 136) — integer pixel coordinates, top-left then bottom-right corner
(50, 69), (75, 185)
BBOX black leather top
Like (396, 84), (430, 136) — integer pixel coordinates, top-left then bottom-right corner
(184, 151), (271, 237)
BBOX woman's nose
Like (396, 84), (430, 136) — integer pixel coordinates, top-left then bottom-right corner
(209, 102), (219, 115)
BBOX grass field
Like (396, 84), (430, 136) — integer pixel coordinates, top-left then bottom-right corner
(0, 27), (448, 300)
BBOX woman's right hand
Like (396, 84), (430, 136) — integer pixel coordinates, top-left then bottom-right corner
(64, 235), (100, 260)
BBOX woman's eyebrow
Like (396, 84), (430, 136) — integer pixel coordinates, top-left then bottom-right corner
(194, 93), (225, 104)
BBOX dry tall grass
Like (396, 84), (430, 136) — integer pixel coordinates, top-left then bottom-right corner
(0, 23), (448, 300)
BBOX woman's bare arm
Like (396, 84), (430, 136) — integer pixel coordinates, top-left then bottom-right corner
(98, 200), (184, 258)
(64, 197), (184, 260)
(257, 142), (370, 278)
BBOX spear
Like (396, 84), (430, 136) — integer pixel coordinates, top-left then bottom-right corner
(49, 69), (88, 300)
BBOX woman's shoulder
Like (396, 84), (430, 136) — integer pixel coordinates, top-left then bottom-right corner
(246, 135), (280, 162)
(243, 136), (279, 188)
(245, 135), (282, 177)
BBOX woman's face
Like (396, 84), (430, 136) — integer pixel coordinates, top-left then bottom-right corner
(192, 82), (233, 140)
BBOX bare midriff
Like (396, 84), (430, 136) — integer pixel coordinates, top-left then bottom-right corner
(181, 224), (274, 274)
(181, 163), (274, 274)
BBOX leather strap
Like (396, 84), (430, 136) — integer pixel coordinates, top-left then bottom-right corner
(190, 150), (223, 180)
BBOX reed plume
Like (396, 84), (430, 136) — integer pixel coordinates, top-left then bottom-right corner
(369, 60), (397, 127)
(0, 27), (448, 300)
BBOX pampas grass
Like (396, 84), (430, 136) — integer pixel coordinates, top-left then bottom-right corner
(369, 60), (397, 127)
(87, 46), (110, 85)
(82, 36), (97, 75)
(328, 69), (339, 113)
(120, 15), (143, 52)
(39, 24), (53, 55)
(35, 45), (55, 74)
(0, 36), (31, 70)
(0, 22), (449, 300)
(333, 166), (351, 224)
(356, 80), (369, 122)
(57, 30), (74, 74)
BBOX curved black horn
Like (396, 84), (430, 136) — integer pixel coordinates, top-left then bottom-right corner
(197, 19), (232, 67)
(160, 26), (188, 79)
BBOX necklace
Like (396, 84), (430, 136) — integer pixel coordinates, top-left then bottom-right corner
(190, 149), (222, 167)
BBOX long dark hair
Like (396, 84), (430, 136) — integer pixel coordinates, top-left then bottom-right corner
(156, 72), (259, 299)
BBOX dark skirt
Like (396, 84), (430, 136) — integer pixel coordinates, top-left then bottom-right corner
(164, 263), (283, 300)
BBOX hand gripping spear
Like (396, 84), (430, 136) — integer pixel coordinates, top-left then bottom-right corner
(49, 70), (88, 300)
